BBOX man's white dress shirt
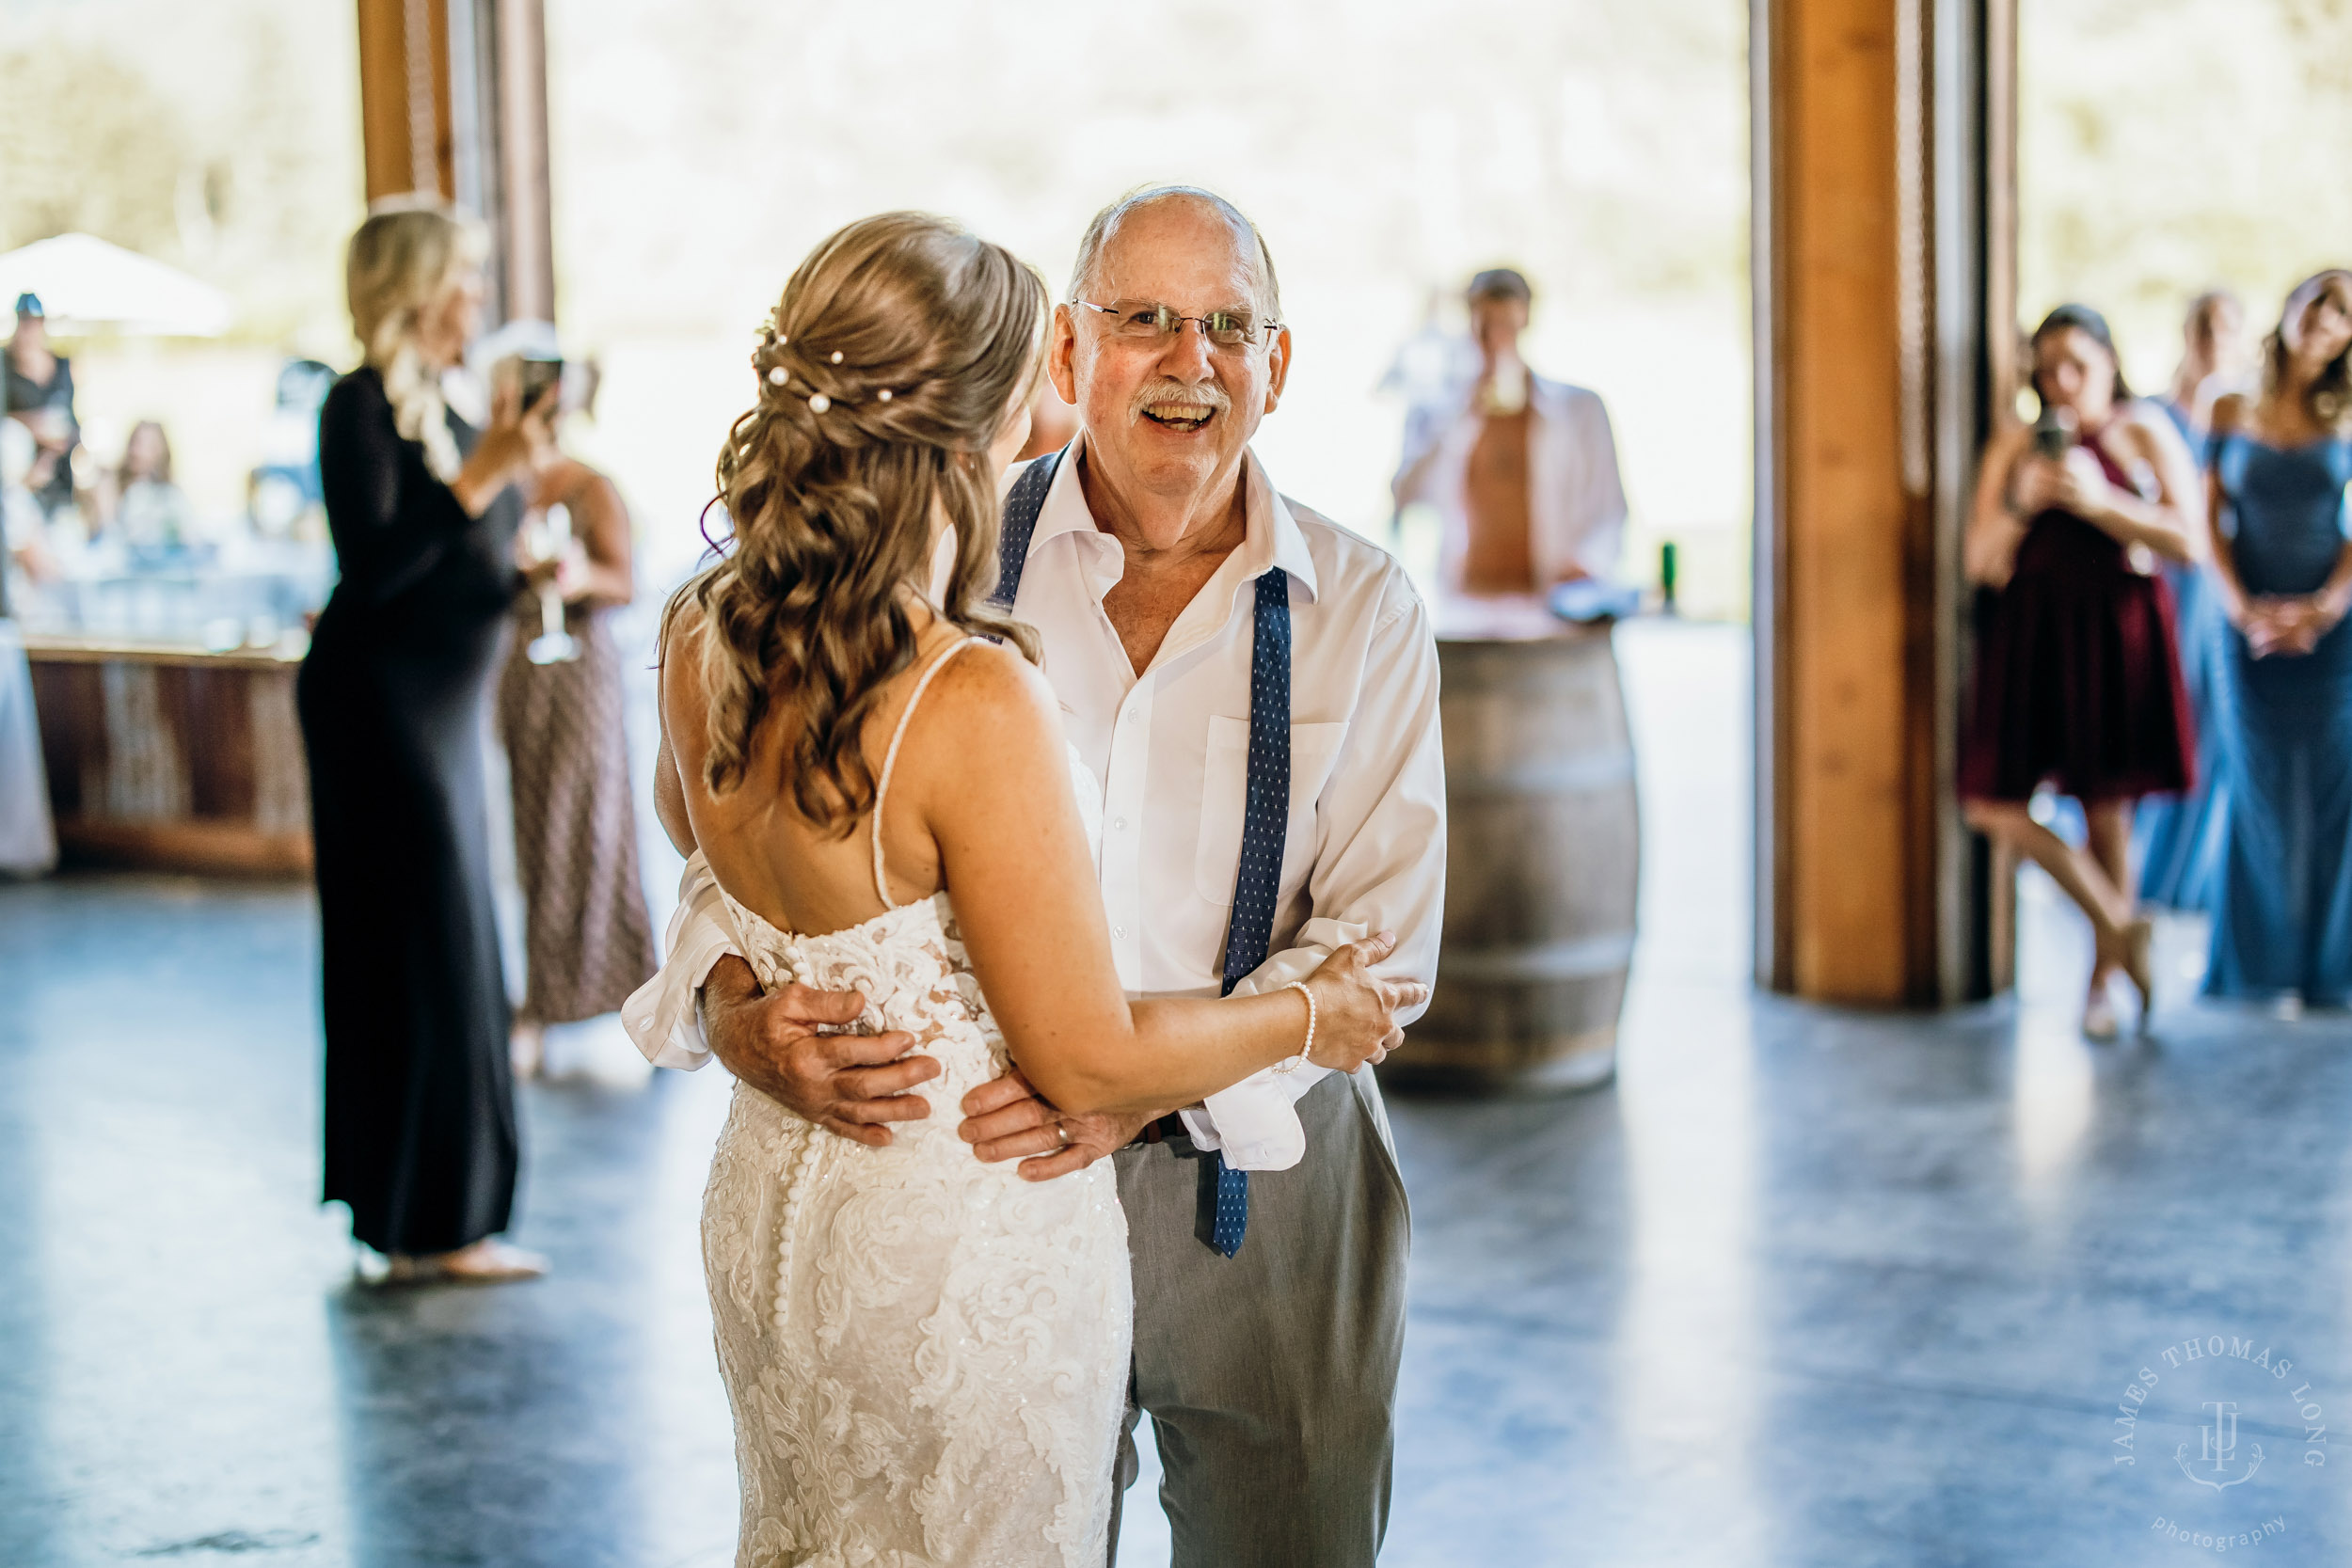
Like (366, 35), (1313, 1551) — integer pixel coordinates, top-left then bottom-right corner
(1393, 370), (1630, 587)
(623, 441), (1446, 1170)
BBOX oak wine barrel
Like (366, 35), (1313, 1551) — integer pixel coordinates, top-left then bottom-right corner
(1381, 595), (1640, 1093)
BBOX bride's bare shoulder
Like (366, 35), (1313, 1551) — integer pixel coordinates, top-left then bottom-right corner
(654, 582), (716, 721)
(887, 637), (1063, 784)
(926, 637), (1057, 729)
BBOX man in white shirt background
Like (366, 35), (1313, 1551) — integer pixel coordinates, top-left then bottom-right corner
(630, 185), (1445, 1567)
(1391, 266), (1630, 594)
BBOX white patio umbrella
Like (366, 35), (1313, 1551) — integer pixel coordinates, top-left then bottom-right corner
(0, 233), (232, 337)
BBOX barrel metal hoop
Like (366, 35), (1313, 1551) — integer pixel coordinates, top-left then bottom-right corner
(1444, 752), (1638, 799)
(1434, 933), (1638, 984)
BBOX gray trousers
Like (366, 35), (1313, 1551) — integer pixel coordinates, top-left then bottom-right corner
(1107, 1070), (1411, 1568)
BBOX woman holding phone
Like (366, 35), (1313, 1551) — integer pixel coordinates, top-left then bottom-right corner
(300, 201), (556, 1281)
(1959, 304), (2201, 1036)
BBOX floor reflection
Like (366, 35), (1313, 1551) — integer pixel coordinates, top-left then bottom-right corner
(321, 1072), (739, 1568)
(5, 622), (2350, 1567)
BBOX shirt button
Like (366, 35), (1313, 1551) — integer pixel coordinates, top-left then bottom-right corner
(1114, 925), (1128, 939)
(1113, 816), (1127, 831)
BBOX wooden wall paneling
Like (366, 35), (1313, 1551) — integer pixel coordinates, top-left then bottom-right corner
(26, 647), (310, 877)
(180, 664), (259, 822)
(30, 661), (98, 820)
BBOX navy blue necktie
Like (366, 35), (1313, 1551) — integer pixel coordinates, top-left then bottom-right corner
(993, 448), (1294, 1258)
(1207, 569), (1294, 1256)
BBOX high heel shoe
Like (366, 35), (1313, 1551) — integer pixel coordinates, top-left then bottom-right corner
(381, 1239), (549, 1286)
(511, 1021), (545, 1080)
(2122, 916), (2156, 1022)
(2082, 986), (2120, 1040)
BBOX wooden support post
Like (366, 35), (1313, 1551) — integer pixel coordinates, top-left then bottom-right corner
(1753, 0), (2015, 1005)
(490, 0), (555, 323)
(353, 0), (556, 325)
(356, 0), (454, 203)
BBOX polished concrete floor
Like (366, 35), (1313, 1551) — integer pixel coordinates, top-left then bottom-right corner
(3, 621), (2346, 1566)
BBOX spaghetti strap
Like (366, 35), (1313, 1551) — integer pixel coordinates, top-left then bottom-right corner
(871, 638), (980, 910)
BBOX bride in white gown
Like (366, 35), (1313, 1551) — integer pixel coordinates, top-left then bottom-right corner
(653, 214), (1422, 1567)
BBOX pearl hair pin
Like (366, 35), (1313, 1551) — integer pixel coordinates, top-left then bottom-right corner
(752, 316), (895, 418)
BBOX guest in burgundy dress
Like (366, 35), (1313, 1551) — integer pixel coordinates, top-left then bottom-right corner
(1960, 304), (2203, 1037)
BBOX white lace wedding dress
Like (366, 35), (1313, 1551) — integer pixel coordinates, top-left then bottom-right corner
(698, 640), (1133, 1568)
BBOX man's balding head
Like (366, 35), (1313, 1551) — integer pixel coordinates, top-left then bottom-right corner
(1069, 186), (1281, 322)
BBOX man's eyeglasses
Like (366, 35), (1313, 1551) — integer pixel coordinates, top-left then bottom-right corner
(1072, 299), (1280, 351)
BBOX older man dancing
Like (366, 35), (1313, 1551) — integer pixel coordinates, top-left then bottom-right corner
(628, 186), (1444, 1567)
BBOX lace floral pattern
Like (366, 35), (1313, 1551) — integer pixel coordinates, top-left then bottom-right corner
(701, 887), (1131, 1568)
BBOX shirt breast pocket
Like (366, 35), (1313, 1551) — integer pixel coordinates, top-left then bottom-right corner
(1194, 717), (1350, 906)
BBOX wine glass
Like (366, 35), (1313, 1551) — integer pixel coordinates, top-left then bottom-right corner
(522, 502), (580, 665)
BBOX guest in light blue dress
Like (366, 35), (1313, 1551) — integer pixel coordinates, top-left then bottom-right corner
(2137, 289), (2247, 911)
(2205, 270), (2352, 1005)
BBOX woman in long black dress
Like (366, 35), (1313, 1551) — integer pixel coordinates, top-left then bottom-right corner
(302, 203), (554, 1282)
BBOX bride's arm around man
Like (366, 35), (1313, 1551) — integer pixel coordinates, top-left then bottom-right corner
(627, 186), (1444, 1568)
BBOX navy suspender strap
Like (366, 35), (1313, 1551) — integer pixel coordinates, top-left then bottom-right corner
(1205, 567), (1294, 1257)
(992, 443), (1291, 1258)
(989, 445), (1065, 609)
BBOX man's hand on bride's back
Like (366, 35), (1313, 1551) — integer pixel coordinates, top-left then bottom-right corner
(700, 956), (940, 1147)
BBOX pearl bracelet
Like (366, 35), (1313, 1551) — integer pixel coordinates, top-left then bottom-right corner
(1275, 980), (1316, 1073)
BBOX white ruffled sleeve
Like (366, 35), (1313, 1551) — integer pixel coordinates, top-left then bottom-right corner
(621, 851), (745, 1069)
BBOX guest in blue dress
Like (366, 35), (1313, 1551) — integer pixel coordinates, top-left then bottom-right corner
(2205, 270), (2352, 1006)
(2137, 290), (2248, 911)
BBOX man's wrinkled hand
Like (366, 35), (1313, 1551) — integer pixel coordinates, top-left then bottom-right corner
(701, 954), (940, 1148)
(959, 1069), (1155, 1182)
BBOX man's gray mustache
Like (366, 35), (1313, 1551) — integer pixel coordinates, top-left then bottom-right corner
(1131, 380), (1231, 418)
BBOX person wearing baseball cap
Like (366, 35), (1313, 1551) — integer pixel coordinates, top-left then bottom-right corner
(5, 293), (79, 517)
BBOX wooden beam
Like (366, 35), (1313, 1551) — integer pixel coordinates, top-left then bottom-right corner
(356, 0), (454, 203)
(353, 0), (557, 327)
(1755, 0), (2011, 1004)
(492, 0), (556, 322)
(1763, 0), (1917, 1002)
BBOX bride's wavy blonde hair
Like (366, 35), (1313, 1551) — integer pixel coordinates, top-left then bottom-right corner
(675, 212), (1046, 832)
(345, 198), (488, 482)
